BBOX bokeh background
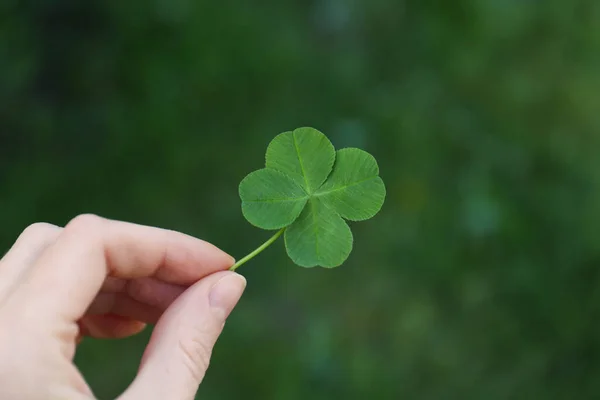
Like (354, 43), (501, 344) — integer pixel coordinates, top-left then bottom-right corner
(2, 1), (600, 399)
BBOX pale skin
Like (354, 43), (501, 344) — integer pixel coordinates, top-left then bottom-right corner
(0, 214), (246, 399)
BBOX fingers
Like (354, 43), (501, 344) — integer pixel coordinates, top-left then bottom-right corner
(0, 223), (61, 302)
(119, 271), (246, 400)
(100, 277), (185, 311)
(87, 277), (186, 323)
(78, 314), (147, 339)
(87, 292), (163, 324)
(9, 214), (234, 322)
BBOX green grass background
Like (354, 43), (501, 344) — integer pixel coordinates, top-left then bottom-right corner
(2, 1), (600, 398)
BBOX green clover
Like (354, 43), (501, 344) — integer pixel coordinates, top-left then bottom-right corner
(230, 127), (386, 270)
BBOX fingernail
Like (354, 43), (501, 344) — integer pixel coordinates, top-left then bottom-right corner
(209, 273), (246, 320)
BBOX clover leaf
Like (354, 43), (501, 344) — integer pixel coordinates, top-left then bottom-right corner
(231, 127), (386, 270)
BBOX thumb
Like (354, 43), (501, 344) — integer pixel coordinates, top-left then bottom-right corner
(119, 271), (246, 400)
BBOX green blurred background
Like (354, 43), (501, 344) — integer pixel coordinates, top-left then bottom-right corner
(2, 1), (600, 399)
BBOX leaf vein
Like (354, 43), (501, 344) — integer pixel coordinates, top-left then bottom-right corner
(315, 176), (378, 196)
(245, 197), (308, 203)
(293, 132), (311, 193)
(311, 200), (320, 260)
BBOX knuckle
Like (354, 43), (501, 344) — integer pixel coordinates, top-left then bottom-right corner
(126, 279), (154, 304)
(20, 222), (60, 240)
(65, 213), (104, 233)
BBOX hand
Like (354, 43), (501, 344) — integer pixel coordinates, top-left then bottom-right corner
(0, 214), (246, 399)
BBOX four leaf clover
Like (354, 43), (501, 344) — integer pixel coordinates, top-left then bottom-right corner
(238, 127), (386, 268)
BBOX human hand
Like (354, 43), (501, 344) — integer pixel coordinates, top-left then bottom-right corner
(0, 214), (246, 399)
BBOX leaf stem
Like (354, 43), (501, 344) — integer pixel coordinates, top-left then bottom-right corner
(230, 228), (286, 271)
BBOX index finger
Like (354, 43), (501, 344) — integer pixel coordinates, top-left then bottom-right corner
(10, 214), (234, 321)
